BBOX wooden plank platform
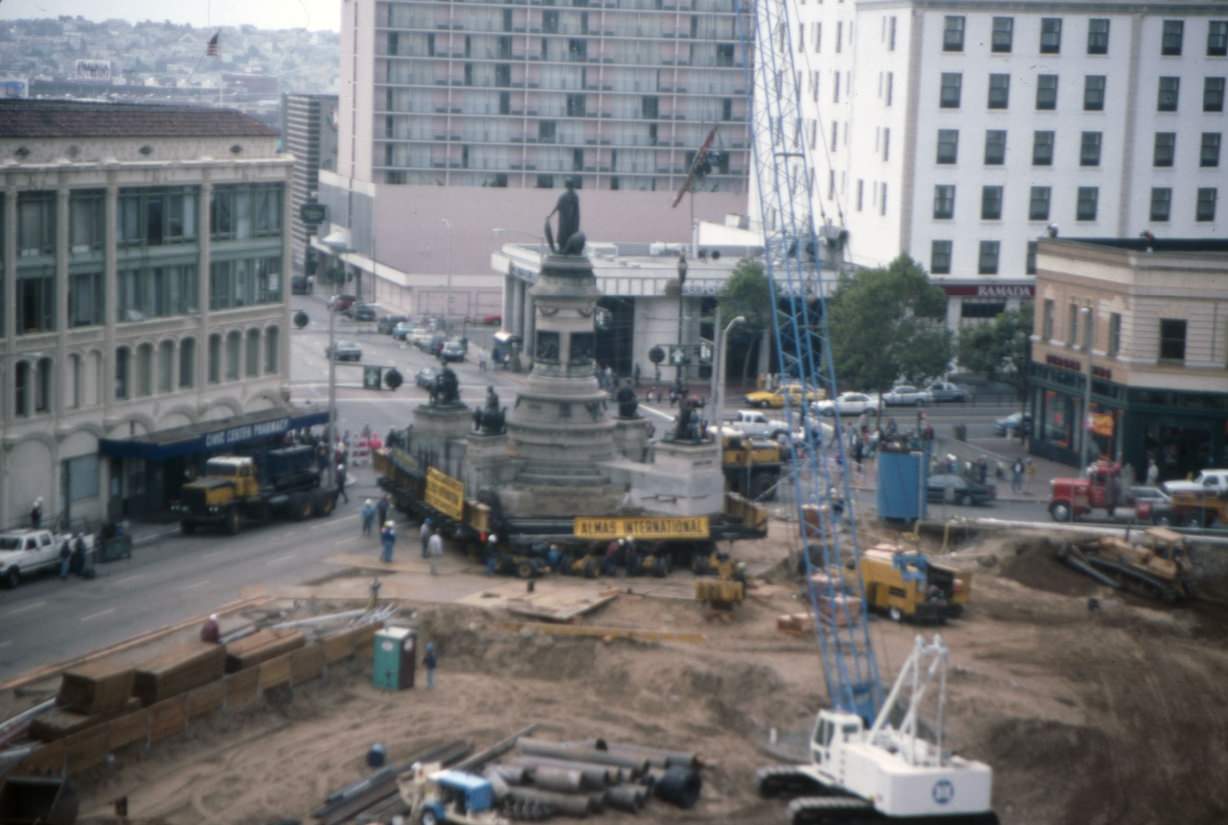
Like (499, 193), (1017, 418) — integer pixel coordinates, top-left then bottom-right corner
(133, 642), (226, 707)
(57, 658), (135, 715)
(499, 621), (705, 645)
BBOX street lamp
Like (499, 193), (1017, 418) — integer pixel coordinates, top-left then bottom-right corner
(321, 231), (351, 490)
(441, 218), (454, 320)
(1079, 305), (1095, 475)
(675, 251), (688, 395)
(714, 315), (746, 421)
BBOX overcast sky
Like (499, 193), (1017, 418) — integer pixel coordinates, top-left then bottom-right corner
(0, 0), (340, 31)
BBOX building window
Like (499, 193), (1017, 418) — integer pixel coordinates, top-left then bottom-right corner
(1032, 131), (1055, 165)
(118, 264), (198, 322)
(992, 17), (1014, 53)
(936, 129), (959, 164)
(17, 192), (55, 256)
(120, 187), (198, 246)
(930, 240), (953, 275)
(1068, 303), (1079, 345)
(1197, 188), (1218, 222)
(1154, 132), (1177, 167)
(209, 257), (281, 310)
(1202, 133), (1223, 167)
(33, 356), (52, 414)
(1029, 186), (1052, 221)
(987, 74), (1010, 109)
(225, 330), (241, 381)
(933, 185), (956, 219)
(880, 183), (888, 217)
(978, 241), (1000, 275)
(158, 340), (174, 393)
(17, 268), (55, 334)
(1080, 131), (1102, 166)
(115, 346), (130, 400)
(1108, 313), (1121, 358)
(1043, 299), (1054, 339)
(68, 271), (104, 327)
(208, 333), (221, 384)
(1088, 18), (1110, 54)
(1084, 75), (1106, 110)
(981, 186), (1004, 220)
(943, 16), (965, 51)
(836, 21), (843, 54)
(1210, 21), (1228, 56)
(939, 73), (962, 108)
(245, 329), (260, 378)
(265, 326), (280, 374)
(1077, 186), (1099, 221)
(210, 185), (281, 241)
(1150, 187), (1173, 221)
(856, 179), (864, 211)
(1026, 241), (1038, 275)
(1036, 75), (1058, 110)
(69, 191), (104, 254)
(1161, 20), (1184, 56)
(179, 337), (195, 388)
(1159, 319), (1186, 362)
(13, 361), (30, 417)
(1206, 77), (1226, 112)
(715, 43), (734, 66)
(135, 343), (153, 397)
(984, 130), (1006, 165)
(67, 354), (81, 410)
(1040, 18), (1062, 54)
(1157, 76), (1180, 112)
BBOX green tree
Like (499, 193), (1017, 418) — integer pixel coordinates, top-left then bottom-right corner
(826, 255), (952, 391)
(956, 303), (1034, 398)
(718, 258), (775, 383)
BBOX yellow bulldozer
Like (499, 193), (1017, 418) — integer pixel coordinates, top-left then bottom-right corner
(694, 550), (747, 612)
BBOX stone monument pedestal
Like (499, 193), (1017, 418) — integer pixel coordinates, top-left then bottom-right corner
(605, 438), (725, 516)
(612, 417), (652, 464)
(412, 403), (472, 478)
(462, 431), (518, 494)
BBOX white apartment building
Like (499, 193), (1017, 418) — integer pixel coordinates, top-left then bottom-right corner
(0, 101), (302, 530)
(321, 0), (750, 318)
(788, 0), (1228, 328)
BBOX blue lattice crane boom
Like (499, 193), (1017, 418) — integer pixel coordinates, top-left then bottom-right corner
(740, 1), (998, 822)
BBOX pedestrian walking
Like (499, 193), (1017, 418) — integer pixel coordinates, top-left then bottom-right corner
(377, 494), (390, 527)
(427, 529), (444, 576)
(1025, 458), (1037, 493)
(423, 641), (438, 689)
(633, 363), (641, 387)
(30, 498), (43, 529)
(336, 463), (349, 503)
(479, 353), (488, 372)
(361, 499), (375, 536)
(58, 540), (71, 580)
(380, 521), (397, 563)
(420, 518), (432, 558)
(1011, 458), (1025, 493)
(1146, 456), (1160, 486)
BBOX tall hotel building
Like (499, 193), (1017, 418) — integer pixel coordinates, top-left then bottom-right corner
(786, 0), (1228, 329)
(320, 0), (751, 317)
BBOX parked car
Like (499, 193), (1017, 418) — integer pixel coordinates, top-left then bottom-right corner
(415, 366), (439, 388)
(882, 385), (932, 406)
(925, 381), (969, 403)
(379, 314), (410, 335)
(814, 392), (879, 417)
(350, 303), (377, 322)
(744, 383), (824, 409)
(291, 275), (312, 295)
(410, 329), (436, 349)
(392, 321), (415, 341)
(728, 409), (790, 440)
(328, 294), (357, 313)
(927, 474), (997, 506)
(0, 529), (90, 588)
(481, 313), (502, 326)
(1162, 469), (1228, 496)
(1128, 485), (1173, 524)
(439, 340), (466, 363)
(325, 341), (363, 361)
(993, 411), (1032, 437)
(422, 333), (447, 356)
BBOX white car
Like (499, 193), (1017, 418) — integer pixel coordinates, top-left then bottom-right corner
(0, 529), (80, 588)
(813, 392), (879, 417)
(882, 385), (932, 406)
(1163, 469), (1228, 496)
(728, 409), (790, 440)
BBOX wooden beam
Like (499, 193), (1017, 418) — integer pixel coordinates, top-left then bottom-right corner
(499, 622), (705, 645)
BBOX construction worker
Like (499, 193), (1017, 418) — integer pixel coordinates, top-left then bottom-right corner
(423, 641), (438, 689)
(200, 613), (221, 644)
(380, 521), (397, 564)
(427, 528), (444, 576)
(58, 540), (71, 580)
(420, 518), (432, 558)
(377, 494), (390, 527)
(30, 497), (43, 529)
(336, 462), (349, 503)
(361, 499), (375, 536)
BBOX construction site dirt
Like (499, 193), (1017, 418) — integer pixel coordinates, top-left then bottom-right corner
(22, 525), (1228, 825)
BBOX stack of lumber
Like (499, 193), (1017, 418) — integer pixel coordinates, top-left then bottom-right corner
(56, 659), (135, 715)
(224, 628), (305, 673)
(29, 698), (141, 742)
(133, 642), (226, 706)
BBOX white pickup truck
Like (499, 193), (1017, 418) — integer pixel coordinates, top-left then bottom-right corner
(1163, 469), (1228, 497)
(0, 529), (79, 588)
(728, 409), (790, 440)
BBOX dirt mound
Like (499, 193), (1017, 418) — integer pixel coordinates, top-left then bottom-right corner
(997, 539), (1097, 597)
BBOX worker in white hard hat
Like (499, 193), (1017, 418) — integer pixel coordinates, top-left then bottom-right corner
(381, 520), (397, 564)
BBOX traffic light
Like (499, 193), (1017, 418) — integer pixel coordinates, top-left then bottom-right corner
(384, 368), (403, 390)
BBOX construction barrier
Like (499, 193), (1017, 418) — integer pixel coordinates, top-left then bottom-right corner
(10, 622), (381, 777)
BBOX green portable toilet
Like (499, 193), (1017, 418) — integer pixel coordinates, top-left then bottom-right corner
(372, 626), (416, 690)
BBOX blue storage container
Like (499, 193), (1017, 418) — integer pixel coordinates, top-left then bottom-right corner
(876, 448), (929, 521)
(372, 626), (416, 690)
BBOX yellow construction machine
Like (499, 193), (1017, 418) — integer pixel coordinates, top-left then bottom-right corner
(858, 547), (971, 623)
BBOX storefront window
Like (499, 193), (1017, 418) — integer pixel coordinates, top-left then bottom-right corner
(1044, 389), (1073, 450)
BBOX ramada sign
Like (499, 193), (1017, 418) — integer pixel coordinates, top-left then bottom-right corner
(941, 284), (1035, 299)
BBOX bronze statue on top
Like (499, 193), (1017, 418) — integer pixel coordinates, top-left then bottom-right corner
(616, 382), (639, 420)
(473, 385), (506, 434)
(429, 366), (461, 407)
(544, 178), (586, 255)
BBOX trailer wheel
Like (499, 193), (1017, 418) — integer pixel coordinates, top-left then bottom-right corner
(583, 557), (599, 578)
(314, 492), (335, 517)
(291, 495), (311, 521)
(889, 606), (903, 623)
(3, 568), (19, 589)
(224, 507), (241, 535)
(181, 520), (196, 535)
(1049, 501), (1072, 522)
(516, 561), (534, 579)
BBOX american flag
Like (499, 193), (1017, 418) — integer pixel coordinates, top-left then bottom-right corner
(206, 32), (220, 57)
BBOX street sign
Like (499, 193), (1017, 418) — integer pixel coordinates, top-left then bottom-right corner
(425, 467), (465, 521)
(574, 516), (710, 541)
(300, 202), (327, 225)
(363, 366), (383, 390)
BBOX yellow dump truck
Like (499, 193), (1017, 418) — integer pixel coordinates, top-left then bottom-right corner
(721, 430), (784, 500)
(859, 547), (970, 623)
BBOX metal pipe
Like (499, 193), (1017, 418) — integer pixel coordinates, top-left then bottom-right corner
(503, 786), (597, 818)
(603, 784), (647, 812)
(505, 755), (618, 785)
(517, 738), (649, 774)
(453, 724), (539, 773)
(527, 766), (585, 793)
(574, 739), (701, 770)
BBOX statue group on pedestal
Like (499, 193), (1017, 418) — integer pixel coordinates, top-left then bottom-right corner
(428, 366), (461, 407)
(544, 178), (587, 256)
(473, 385), (506, 435)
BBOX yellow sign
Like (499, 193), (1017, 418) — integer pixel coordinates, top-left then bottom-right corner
(425, 467), (464, 521)
(573, 516), (710, 541)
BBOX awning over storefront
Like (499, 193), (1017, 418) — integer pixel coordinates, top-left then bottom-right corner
(99, 406), (329, 461)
